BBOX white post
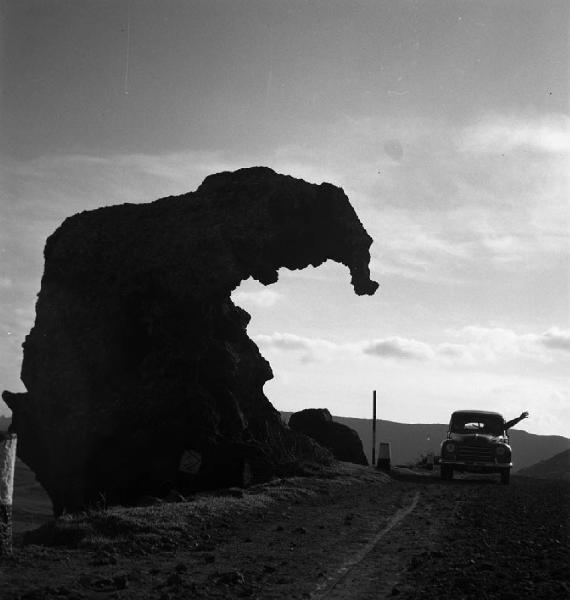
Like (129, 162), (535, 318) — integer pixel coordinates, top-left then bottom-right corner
(372, 391), (377, 466)
(377, 442), (391, 471)
(0, 432), (17, 556)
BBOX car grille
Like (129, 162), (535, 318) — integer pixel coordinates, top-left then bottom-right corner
(457, 445), (494, 462)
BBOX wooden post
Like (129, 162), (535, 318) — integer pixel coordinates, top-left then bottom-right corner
(372, 390), (377, 466)
(0, 432), (17, 556)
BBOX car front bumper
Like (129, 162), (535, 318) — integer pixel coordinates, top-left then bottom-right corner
(440, 460), (512, 470)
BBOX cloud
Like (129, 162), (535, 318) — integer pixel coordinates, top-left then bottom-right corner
(232, 289), (282, 308)
(362, 337), (433, 361)
(254, 333), (340, 363)
(275, 113), (561, 286)
(364, 328), (538, 366)
(460, 114), (570, 155)
(354, 114), (568, 279)
(256, 333), (316, 351)
(447, 326), (570, 363)
(369, 212), (478, 283)
(255, 326), (570, 367)
(540, 328), (570, 352)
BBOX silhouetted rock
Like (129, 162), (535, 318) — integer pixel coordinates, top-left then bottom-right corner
(2, 167), (377, 515)
(289, 408), (368, 465)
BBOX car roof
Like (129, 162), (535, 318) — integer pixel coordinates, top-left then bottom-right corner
(451, 410), (504, 417)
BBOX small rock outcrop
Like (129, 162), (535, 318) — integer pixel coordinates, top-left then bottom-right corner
(288, 409), (368, 466)
(3, 167), (377, 515)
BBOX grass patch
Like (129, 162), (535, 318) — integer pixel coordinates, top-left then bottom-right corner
(23, 462), (385, 552)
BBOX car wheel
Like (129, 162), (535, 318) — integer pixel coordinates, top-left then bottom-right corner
(441, 465), (453, 480)
(500, 469), (510, 485)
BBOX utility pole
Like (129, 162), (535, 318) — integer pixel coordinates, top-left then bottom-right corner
(372, 390), (377, 467)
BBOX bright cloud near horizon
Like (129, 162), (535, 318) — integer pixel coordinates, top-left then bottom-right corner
(1, 1), (568, 436)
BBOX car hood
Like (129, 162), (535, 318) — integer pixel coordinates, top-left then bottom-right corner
(449, 432), (509, 444)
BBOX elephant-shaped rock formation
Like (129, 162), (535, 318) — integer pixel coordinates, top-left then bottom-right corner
(3, 167), (378, 515)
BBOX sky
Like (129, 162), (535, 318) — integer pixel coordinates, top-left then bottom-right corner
(1, 0), (569, 436)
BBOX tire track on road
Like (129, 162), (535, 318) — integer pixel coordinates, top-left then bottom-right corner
(311, 490), (421, 599)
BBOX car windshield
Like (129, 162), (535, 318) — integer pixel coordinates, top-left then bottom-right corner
(450, 413), (504, 435)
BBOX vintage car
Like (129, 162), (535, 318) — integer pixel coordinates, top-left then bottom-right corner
(440, 410), (512, 484)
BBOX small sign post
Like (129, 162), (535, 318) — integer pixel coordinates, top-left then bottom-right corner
(377, 442), (391, 471)
(0, 432), (17, 556)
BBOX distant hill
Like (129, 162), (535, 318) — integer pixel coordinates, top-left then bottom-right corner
(516, 449), (570, 481)
(281, 412), (570, 473)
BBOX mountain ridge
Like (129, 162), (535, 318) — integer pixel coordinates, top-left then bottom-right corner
(516, 448), (570, 480)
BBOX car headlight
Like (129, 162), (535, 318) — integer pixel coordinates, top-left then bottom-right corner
(495, 446), (506, 456)
(445, 442), (455, 453)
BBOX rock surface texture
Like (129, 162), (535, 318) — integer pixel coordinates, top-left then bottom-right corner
(289, 408), (369, 466)
(3, 167), (378, 515)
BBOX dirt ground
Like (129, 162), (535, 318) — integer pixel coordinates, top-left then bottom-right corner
(1, 463), (568, 600)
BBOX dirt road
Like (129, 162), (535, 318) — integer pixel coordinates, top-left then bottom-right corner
(2, 464), (569, 599)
